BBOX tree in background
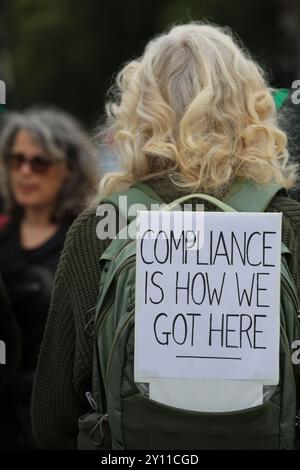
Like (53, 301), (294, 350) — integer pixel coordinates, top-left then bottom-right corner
(2, 0), (163, 127)
(1, 0), (300, 129)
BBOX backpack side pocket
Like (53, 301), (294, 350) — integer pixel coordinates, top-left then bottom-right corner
(78, 412), (111, 450)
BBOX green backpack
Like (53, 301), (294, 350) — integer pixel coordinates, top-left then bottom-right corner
(78, 181), (300, 450)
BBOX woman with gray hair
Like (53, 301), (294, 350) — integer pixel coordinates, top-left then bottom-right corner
(0, 107), (99, 449)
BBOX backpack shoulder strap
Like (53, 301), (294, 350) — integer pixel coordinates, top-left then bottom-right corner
(92, 182), (163, 413)
(224, 181), (289, 256)
(223, 180), (284, 212)
(101, 182), (164, 223)
(101, 180), (284, 215)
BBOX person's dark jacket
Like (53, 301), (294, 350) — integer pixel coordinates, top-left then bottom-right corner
(0, 220), (72, 381)
(0, 275), (21, 391)
(0, 219), (73, 449)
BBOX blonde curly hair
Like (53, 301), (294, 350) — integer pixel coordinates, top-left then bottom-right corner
(99, 22), (297, 198)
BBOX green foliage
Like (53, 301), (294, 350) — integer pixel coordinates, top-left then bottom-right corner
(1, 0), (297, 127)
(4, 0), (163, 126)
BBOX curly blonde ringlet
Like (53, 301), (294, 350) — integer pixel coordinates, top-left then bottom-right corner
(98, 22), (297, 198)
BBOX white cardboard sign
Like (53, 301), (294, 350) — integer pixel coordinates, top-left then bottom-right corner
(134, 211), (282, 385)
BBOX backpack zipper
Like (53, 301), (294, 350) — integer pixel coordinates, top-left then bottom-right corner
(105, 307), (135, 393)
(85, 391), (97, 411)
(90, 413), (109, 447)
(95, 235), (135, 335)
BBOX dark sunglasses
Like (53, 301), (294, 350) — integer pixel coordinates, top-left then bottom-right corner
(8, 152), (55, 174)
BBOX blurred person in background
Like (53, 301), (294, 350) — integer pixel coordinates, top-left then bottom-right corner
(0, 108), (99, 449)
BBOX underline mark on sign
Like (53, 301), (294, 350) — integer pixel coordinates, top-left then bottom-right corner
(176, 355), (242, 360)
